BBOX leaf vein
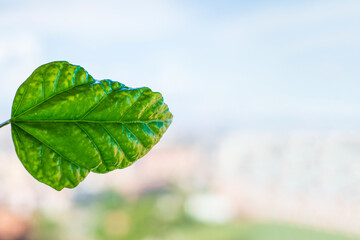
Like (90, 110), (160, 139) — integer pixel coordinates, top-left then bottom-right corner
(14, 123), (89, 170)
(144, 123), (157, 137)
(75, 122), (104, 167)
(101, 124), (131, 165)
(53, 62), (66, 94)
(14, 81), (91, 119)
(80, 87), (112, 120)
(13, 80), (31, 117)
(13, 119), (170, 124)
(118, 88), (146, 121)
(72, 66), (80, 86)
(123, 124), (147, 149)
(140, 97), (163, 120)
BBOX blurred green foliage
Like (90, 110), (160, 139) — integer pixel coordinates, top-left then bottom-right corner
(29, 189), (359, 240)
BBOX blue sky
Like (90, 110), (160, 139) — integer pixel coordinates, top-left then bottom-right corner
(0, 0), (360, 134)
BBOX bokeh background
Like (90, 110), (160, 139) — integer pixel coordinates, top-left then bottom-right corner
(0, 0), (360, 239)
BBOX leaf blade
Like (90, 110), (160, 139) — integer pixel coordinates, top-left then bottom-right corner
(12, 124), (90, 190)
(11, 61), (173, 190)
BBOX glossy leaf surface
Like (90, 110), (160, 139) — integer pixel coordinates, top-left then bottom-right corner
(11, 61), (173, 190)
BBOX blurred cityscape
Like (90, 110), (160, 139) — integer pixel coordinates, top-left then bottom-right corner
(0, 125), (359, 239)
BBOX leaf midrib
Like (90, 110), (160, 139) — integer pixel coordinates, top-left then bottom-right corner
(12, 119), (171, 124)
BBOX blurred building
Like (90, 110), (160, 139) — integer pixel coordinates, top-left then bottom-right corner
(214, 131), (360, 235)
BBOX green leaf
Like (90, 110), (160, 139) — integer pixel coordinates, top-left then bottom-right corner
(10, 61), (173, 190)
